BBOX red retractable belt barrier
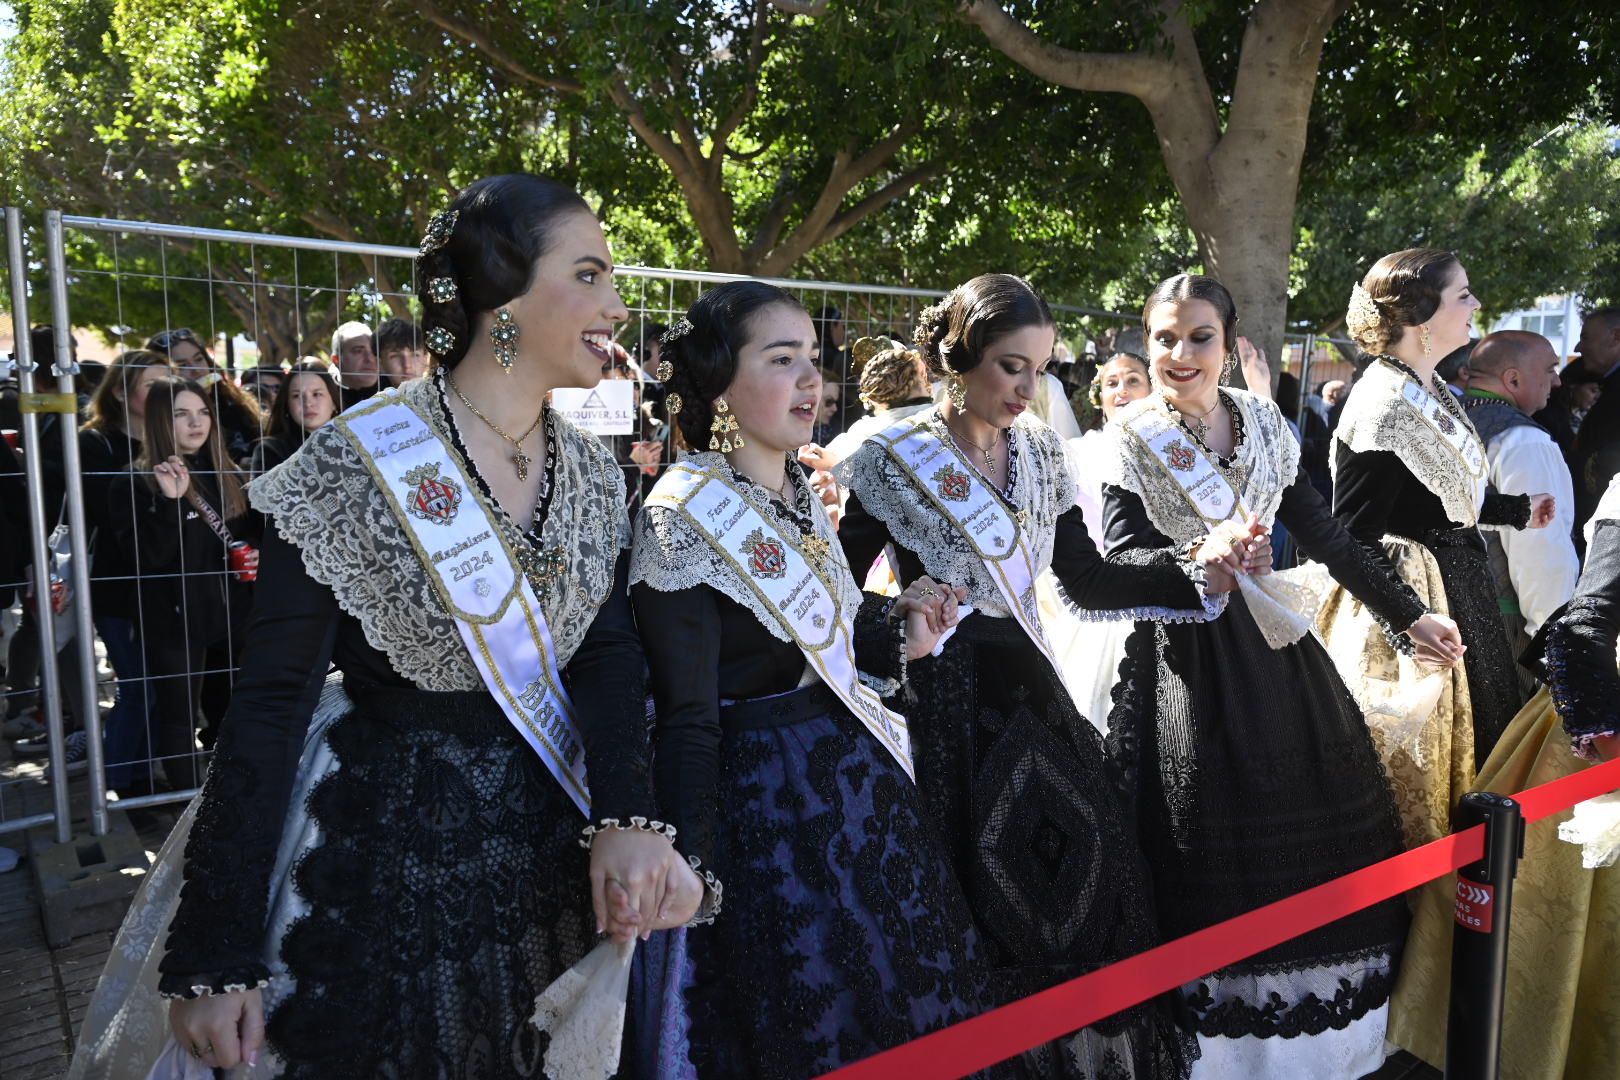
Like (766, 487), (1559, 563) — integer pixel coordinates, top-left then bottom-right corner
(822, 754), (1620, 1079)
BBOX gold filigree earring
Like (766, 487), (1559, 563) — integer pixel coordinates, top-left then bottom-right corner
(947, 374), (968, 410)
(490, 308), (519, 373)
(1419, 325), (1432, 357)
(710, 397), (742, 452)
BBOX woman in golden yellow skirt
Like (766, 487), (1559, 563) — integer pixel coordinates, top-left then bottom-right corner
(1388, 475), (1620, 1078)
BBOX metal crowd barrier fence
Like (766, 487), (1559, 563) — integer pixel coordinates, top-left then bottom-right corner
(3, 209), (1147, 842)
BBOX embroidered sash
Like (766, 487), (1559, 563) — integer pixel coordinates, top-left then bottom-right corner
(647, 463), (913, 777)
(335, 395), (590, 814)
(870, 414), (1061, 673)
(1120, 403), (1324, 649)
(1397, 378), (1488, 522)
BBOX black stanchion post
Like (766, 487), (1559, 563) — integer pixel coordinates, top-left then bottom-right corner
(1444, 791), (1526, 1079)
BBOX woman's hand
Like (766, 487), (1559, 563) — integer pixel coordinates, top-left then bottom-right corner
(892, 575), (966, 638)
(1407, 612), (1465, 668)
(797, 443), (836, 473)
(1193, 526), (1249, 582)
(589, 829), (703, 942)
(153, 455), (191, 500)
(169, 988), (264, 1070)
(1240, 513), (1273, 575)
(1236, 337), (1271, 400)
(1527, 493), (1556, 529)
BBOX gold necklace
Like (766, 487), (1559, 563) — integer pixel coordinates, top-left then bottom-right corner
(446, 374), (546, 480)
(946, 416), (999, 469)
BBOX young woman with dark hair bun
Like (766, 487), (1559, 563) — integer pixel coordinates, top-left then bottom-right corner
(837, 272), (1214, 1078)
(1099, 272), (1462, 1078)
(70, 174), (700, 1078)
(634, 281), (990, 1076)
(1322, 249), (1557, 836)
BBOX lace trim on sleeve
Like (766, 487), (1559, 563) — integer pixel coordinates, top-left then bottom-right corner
(577, 815), (679, 849)
(684, 854), (724, 925)
(158, 971), (272, 1001)
(1088, 546), (1230, 624)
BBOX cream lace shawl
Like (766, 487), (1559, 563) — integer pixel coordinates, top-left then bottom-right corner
(249, 376), (628, 691)
(1099, 389), (1299, 544)
(1332, 358), (1486, 528)
(631, 453), (860, 646)
(834, 409), (1076, 619)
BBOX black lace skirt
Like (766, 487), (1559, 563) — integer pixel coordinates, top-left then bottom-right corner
(264, 683), (594, 1079)
(1421, 528), (1529, 765)
(902, 613), (1196, 1079)
(685, 683), (991, 1079)
(1106, 596), (1408, 1040)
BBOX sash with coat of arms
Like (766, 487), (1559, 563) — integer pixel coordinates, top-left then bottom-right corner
(333, 393), (591, 814)
(634, 457), (913, 777)
(862, 412), (1064, 676)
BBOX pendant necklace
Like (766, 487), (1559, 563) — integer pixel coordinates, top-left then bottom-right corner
(447, 374), (546, 480)
(946, 417), (999, 470)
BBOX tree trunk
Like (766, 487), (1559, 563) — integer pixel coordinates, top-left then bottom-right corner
(962, 0), (1346, 389)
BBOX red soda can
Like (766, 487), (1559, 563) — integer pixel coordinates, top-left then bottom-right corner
(48, 577), (69, 614)
(228, 541), (260, 583)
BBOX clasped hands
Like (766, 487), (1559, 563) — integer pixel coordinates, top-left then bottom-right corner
(1190, 514), (1273, 593)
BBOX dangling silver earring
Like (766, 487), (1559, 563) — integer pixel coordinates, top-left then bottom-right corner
(490, 308), (519, 373)
(1221, 350), (1238, 384)
(1419, 325), (1432, 357)
(946, 374), (968, 410)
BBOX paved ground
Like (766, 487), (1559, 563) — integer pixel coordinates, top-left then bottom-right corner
(0, 763), (180, 1080)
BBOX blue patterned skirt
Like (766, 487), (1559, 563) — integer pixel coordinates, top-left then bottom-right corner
(679, 683), (991, 1078)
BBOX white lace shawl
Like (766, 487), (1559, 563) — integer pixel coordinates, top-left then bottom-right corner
(249, 377), (628, 691)
(1099, 389), (1299, 545)
(630, 452), (865, 650)
(834, 409), (1077, 619)
(1332, 358), (1486, 527)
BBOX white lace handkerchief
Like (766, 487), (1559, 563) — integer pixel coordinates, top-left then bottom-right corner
(530, 939), (636, 1080)
(1557, 791), (1620, 869)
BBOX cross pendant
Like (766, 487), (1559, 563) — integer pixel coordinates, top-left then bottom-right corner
(514, 448), (531, 481)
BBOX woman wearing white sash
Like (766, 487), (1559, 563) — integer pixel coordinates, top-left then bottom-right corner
(632, 282), (991, 1077)
(1100, 274), (1464, 1080)
(69, 175), (701, 1078)
(839, 274), (1211, 1079)
(1386, 478), (1620, 1078)
(1323, 249), (1556, 843)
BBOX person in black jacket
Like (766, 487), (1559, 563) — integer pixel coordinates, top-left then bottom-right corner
(110, 376), (258, 790)
(247, 360), (339, 475)
(76, 350), (175, 790)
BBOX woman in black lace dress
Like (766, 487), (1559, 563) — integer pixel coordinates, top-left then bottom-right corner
(837, 274), (1209, 1079)
(1327, 249), (1556, 775)
(633, 283), (991, 1077)
(70, 174), (701, 1079)
(1098, 274), (1464, 1079)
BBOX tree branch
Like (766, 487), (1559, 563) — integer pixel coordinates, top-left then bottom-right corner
(766, 0), (828, 14)
(415, 0), (584, 94)
(713, 1), (772, 152)
(958, 1), (1169, 99)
